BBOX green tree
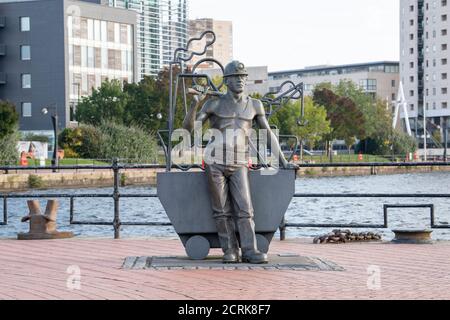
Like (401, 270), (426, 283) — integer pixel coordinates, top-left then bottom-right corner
(334, 80), (389, 141)
(313, 88), (366, 152)
(75, 79), (129, 125)
(0, 100), (19, 140)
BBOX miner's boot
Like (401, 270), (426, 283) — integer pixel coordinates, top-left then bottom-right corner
(237, 218), (268, 264)
(215, 218), (240, 263)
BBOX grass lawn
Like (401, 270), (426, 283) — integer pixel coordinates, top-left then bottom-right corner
(299, 154), (399, 163)
(20, 158), (110, 166)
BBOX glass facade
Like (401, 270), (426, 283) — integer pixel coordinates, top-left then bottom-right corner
(67, 15), (134, 101)
(108, 0), (188, 78)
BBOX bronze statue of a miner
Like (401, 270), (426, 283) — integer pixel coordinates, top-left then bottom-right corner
(183, 61), (297, 264)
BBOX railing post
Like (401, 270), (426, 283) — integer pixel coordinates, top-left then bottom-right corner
(383, 205), (388, 228)
(3, 196), (7, 225)
(430, 204), (435, 228)
(279, 217), (286, 241)
(69, 197), (74, 224)
(112, 158), (121, 239)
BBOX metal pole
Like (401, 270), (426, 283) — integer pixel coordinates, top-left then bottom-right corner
(423, 98), (427, 161)
(112, 158), (120, 239)
(3, 196), (7, 225)
(279, 217), (286, 241)
(444, 117), (448, 162)
(69, 197), (74, 223)
(167, 64), (174, 172)
(51, 106), (59, 173)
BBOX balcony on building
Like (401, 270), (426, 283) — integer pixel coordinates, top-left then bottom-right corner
(0, 72), (6, 85)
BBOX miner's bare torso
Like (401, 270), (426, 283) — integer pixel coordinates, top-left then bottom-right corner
(204, 96), (262, 165)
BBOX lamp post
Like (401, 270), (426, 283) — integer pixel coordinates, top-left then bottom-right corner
(444, 117), (448, 162)
(41, 104), (58, 172)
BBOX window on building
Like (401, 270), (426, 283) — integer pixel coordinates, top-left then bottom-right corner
(410, 104), (415, 111)
(20, 45), (31, 60)
(410, 5), (414, 11)
(80, 18), (88, 39)
(442, 58), (448, 65)
(442, 73), (448, 80)
(410, 48), (414, 54)
(20, 17), (30, 32)
(442, 14), (448, 21)
(443, 102), (448, 108)
(107, 22), (115, 42)
(410, 76), (415, 82)
(443, 0), (448, 6)
(433, 87), (437, 95)
(410, 61), (414, 68)
(359, 79), (377, 91)
(94, 48), (101, 68)
(442, 44), (448, 51)
(442, 87), (448, 94)
(392, 93), (396, 101)
(391, 79), (396, 87)
(21, 74), (31, 88)
(73, 45), (81, 66)
(72, 73), (81, 96)
(21, 102), (31, 117)
(120, 24), (128, 44)
(442, 29), (448, 36)
(410, 90), (414, 97)
(410, 19), (414, 26)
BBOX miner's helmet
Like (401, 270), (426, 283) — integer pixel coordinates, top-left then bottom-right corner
(223, 61), (248, 78)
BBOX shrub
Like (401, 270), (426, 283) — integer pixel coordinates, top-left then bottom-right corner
(0, 128), (20, 165)
(0, 100), (19, 140)
(60, 122), (158, 163)
(97, 121), (158, 163)
(28, 175), (45, 189)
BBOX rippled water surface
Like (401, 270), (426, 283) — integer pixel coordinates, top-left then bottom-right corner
(1, 172), (449, 240)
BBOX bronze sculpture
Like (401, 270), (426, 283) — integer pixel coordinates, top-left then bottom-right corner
(183, 61), (298, 264)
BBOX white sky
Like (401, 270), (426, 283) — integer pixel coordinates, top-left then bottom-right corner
(189, 0), (400, 72)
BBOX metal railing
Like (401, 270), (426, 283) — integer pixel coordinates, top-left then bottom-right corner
(1, 160), (450, 239)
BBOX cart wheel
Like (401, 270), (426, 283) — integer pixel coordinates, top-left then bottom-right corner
(256, 234), (270, 254)
(185, 236), (210, 260)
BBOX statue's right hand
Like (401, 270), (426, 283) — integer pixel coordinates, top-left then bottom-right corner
(190, 86), (210, 103)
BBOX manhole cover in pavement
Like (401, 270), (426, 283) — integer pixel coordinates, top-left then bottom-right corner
(121, 254), (344, 271)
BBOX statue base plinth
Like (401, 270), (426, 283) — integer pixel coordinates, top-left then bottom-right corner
(18, 231), (74, 240)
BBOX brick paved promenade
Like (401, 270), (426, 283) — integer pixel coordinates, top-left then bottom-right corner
(0, 238), (449, 300)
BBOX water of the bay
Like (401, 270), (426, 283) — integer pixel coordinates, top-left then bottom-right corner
(1, 172), (449, 241)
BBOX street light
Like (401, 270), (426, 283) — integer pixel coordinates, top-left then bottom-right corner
(41, 104), (58, 172)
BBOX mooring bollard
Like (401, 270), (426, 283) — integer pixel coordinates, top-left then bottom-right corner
(18, 200), (74, 240)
